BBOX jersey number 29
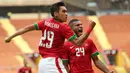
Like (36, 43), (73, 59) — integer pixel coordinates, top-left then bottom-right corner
(39, 29), (54, 48)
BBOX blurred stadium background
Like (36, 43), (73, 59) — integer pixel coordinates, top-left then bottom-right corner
(0, 0), (130, 73)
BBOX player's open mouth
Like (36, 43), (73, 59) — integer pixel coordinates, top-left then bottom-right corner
(78, 29), (83, 32)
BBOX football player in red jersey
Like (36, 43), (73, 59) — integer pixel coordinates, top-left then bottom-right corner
(5, 2), (95, 73)
(18, 59), (32, 73)
(62, 19), (114, 73)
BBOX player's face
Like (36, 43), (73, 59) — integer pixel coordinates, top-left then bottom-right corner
(56, 6), (68, 22)
(72, 21), (83, 37)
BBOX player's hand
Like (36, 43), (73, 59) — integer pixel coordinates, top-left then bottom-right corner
(88, 20), (96, 28)
(5, 37), (12, 43)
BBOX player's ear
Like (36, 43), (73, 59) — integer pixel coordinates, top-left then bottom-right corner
(54, 12), (58, 17)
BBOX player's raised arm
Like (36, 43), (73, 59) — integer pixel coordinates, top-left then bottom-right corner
(5, 24), (36, 43)
(70, 20), (96, 46)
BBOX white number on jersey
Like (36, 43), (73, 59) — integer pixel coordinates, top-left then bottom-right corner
(75, 47), (85, 56)
(39, 29), (54, 48)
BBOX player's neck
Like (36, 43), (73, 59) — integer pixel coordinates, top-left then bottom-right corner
(54, 18), (63, 23)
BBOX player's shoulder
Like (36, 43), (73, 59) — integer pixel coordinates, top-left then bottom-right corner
(59, 22), (69, 27)
(62, 23), (69, 27)
(86, 38), (93, 43)
(60, 24), (72, 32)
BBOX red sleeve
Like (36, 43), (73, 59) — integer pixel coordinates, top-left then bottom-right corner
(34, 20), (45, 30)
(60, 24), (76, 41)
(62, 42), (70, 60)
(89, 39), (99, 57)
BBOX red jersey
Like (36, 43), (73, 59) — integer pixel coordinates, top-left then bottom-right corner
(62, 38), (99, 73)
(18, 67), (32, 73)
(34, 18), (76, 58)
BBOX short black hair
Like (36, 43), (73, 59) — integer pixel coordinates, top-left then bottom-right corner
(50, 2), (66, 17)
(68, 19), (80, 27)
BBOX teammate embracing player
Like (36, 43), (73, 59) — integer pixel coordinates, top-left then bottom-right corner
(62, 19), (115, 73)
(5, 2), (96, 73)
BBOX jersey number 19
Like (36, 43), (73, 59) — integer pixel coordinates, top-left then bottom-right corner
(39, 29), (54, 48)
